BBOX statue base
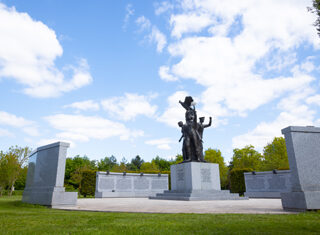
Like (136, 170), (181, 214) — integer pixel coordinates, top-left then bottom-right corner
(149, 162), (246, 201)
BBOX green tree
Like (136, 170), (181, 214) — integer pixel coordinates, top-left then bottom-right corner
(174, 154), (183, 164)
(152, 156), (171, 171)
(204, 148), (228, 189)
(262, 137), (289, 170)
(1, 146), (31, 196)
(97, 155), (117, 171)
(127, 155), (144, 171)
(65, 155), (97, 189)
(140, 162), (159, 172)
(308, 0), (320, 37)
(231, 145), (262, 171)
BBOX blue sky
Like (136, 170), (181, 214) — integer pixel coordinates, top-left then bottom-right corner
(1, 0), (320, 163)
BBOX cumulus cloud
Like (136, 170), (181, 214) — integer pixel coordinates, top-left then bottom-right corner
(44, 114), (144, 143)
(155, 1), (173, 15)
(0, 3), (92, 98)
(64, 100), (100, 112)
(101, 93), (157, 121)
(159, 66), (178, 81)
(145, 137), (174, 150)
(0, 111), (39, 136)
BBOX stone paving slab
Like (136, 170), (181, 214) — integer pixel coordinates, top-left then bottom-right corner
(53, 198), (296, 214)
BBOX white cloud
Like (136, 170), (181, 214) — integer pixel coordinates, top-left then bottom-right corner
(150, 26), (167, 52)
(159, 66), (178, 81)
(145, 137), (174, 150)
(64, 100), (100, 112)
(0, 111), (39, 136)
(170, 13), (213, 38)
(123, 4), (135, 30)
(44, 114), (144, 143)
(0, 128), (14, 137)
(0, 3), (92, 98)
(157, 91), (189, 128)
(101, 93), (157, 121)
(136, 16), (167, 52)
(136, 16), (151, 31)
(155, 1), (173, 15)
(232, 88), (316, 149)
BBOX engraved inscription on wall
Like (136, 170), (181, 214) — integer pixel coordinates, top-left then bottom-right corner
(201, 168), (211, 183)
(246, 177), (265, 190)
(177, 168), (185, 181)
(151, 178), (168, 190)
(99, 178), (115, 190)
(268, 176), (286, 190)
(134, 177), (149, 190)
(116, 178), (132, 191)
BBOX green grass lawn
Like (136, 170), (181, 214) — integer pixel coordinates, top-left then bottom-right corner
(0, 196), (319, 234)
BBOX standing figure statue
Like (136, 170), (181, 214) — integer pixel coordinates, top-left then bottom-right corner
(178, 96), (212, 162)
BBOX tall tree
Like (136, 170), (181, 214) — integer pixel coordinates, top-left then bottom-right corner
(152, 156), (172, 171)
(204, 148), (228, 189)
(231, 145), (263, 171)
(0, 146), (31, 196)
(127, 155), (144, 171)
(262, 137), (289, 170)
(97, 155), (117, 171)
(308, 0), (320, 37)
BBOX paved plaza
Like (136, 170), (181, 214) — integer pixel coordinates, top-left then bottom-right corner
(53, 198), (296, 214)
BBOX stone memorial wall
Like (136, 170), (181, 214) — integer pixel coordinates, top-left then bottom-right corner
(95, 172), (169, 198)
(22, 142), (77, 206)
(244, 170), (291, 198)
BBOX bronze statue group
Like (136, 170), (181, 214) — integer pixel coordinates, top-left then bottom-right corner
(178, 96), (212, 163)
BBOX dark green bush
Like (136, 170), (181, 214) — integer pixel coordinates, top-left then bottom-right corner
(80, 170), (96, 197)
(229, 168), (253, 195)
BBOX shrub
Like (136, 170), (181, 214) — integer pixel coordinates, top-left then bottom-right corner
(229, 168), (253, 195)
(80, 170), (96, 197)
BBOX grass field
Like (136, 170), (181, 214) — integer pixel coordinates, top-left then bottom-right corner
(0, 195), (320, 234)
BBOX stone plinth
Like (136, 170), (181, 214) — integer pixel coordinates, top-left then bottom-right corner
(244, 170), (292, 198)
(22, 142), (77, 206)
(150, 162), (246, 200)
(281, 126), (320, 210)
(95, 172), (168, 198)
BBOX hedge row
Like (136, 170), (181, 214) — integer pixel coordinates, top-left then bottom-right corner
(229, 168), (253, 195)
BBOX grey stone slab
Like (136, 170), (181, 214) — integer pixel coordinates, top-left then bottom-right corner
(95, 172), (168, 198)
(244, 170), (292, 198)
(280, 126), (320, 210)
(151, 162), (245, 201)
(22, 142), (77, 206)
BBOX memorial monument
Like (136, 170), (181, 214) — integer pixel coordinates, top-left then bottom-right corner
(95, 171), (168, 198)
(150, 96), (245, 200)
(22, 142), (77, 206)
(281, 126), (320, 210)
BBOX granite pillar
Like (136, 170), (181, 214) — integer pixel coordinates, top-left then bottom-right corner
(22, 142), (77, 206)
(281, 126), (320, 210)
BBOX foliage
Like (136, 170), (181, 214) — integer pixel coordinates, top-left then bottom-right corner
(97, 155), (117, 171)
(174, 154), (183, 164)
(127, 155), (144, 171)
(229, 168), (253, 195)
(111, 162), (127, 172)
(308, 0), (320, 37)
(65, 155), (97, 189)
(80, 170), (96, 197)
(152, 156), (172, 171)
(204, 148), (228, 189)
(14, 166), (28, 190)
(0, 146), (31, 196)
(140, 162), (160, 172)
(262, 137), (289, 171)
(231, 145), (263, 171)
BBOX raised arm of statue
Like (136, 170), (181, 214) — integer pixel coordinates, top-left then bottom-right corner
(203, 117), (212, 128)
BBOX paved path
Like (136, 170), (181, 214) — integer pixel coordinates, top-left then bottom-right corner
(53, 198), (296, 214)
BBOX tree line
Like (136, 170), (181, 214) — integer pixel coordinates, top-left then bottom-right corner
(0, 137), (289, 196)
